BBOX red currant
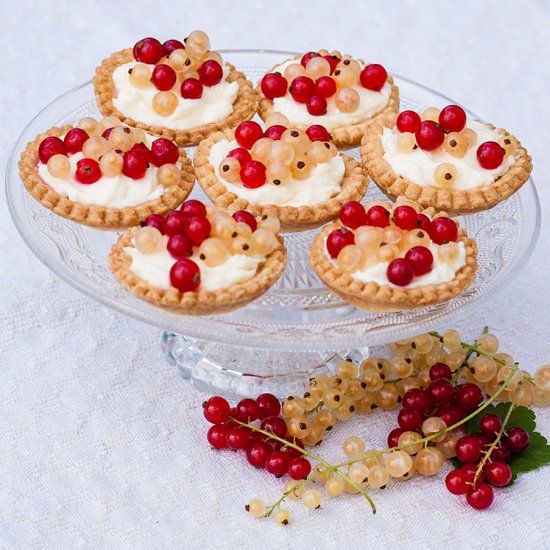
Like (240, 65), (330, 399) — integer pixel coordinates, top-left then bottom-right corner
(232, 210), (257, 231)
(360, 64), (387, 91)
(133, 37), (164, 64)
(429, 362), (452, 381)
(396, 110), (421, 133)
(305, 125), (331, 142)
(180, 199), (207, 219)
(130, 142), (152, 162)
(264, 125), (286, 140)
(415, 120), (445, 151)
(506, 427), (530, 453)
(393, 206), (419, 230)
(455, 383), (482, 412)
(38, 136), (66, 164)
(169, 259), (200, 292)
(203, 396), (230, 424)
(324, 55), (340, 74)
(466, 482), (494, 510)
(197, 60), (223, 87)
(235, 398), (260, 422)
(102, 127), (114, 140)
(151, 138), (179, 166)
(75, 158), (101, 184)
(315, 76), (337, 98)
(477, 141), (504, 169)
(326, 228), (355, 258)
(387, 259), (414, 286)
(307, 95), (327, 116)
(184, 216), (211, 246)
(439, 105), (467, 133)
(339, 201), (367, 229)
(260, 416), (287, 438)
(491, 442), (512, 462)
(207, 424), (229, 449)
(227, 147), (252, 166)
(437, 405), (462, 427)
(301, 51), (319, 67)
(165, 211), (187, 236)
(256, 393), (281, 419)
(265, 451), (290, 477)
(162, 39), (184, 56)
(181, 77), (203, 99)
(397, 408), (423, 430)
(480, 414), (503, 437)
(227, 427), (250, 450)
(260, 72), (288, 99)
(417, 214), (432, 232)
(151, 64), (177, 91)
(289, 76), (315, 104)
(429, 217), (458, 244)
(240, 160), (267, 188)
(64, 128), (89, 154)
(472, 432), (493, 449)
(235, 121), (264, 150)
(144, 213), (166, 234)
(428, 379), (454, 405)
(405, 246), (434, 276)
(445, 469), (469, 495)
(122, 150), (148, 179)
(387, 427), (406, 448)
(167, 234), (192, 259)
(484, 461), (512, 487)
(287, 457), (311, 480)
(456, 435), (482, 463)
(402, 388), (430, 413)
(246, 441), (272, 468)
(460, 463), (480, 483)
(365, 205), (390, 228)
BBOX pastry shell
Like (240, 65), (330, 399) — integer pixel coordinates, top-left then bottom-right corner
(193, 128), (368, 230)
(109, 226), (287, 315)
(93, 48), (259, 147)
(361, 119), (533, 215)
(18, 124), (194, 230)
(257, 55), (400, 148)
(309, 208), (478, 312)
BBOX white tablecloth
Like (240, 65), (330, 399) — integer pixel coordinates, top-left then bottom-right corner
(1, 1), (550, 548)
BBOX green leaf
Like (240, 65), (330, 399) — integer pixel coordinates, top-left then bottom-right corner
(508, 431), (550, 482)
(463, 402), (536, 434)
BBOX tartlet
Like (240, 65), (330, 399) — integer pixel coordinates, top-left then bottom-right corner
(309, 198), (478, 312)
(93, 32), (259, 146)
(19, 116), (194, 229)
(257, 50), (399, 148)
(194, 120), (368, 230)
(109, 201), (287, 315)
(361, 104), (533, 214)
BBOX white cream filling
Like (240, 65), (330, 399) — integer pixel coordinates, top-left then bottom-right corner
(209, 138), (345, 207)
(327, 240), (466, 289)
(382, 119), (515, 190)
(38, 131), (165, 208)
(124, 240), (263, 292)
(270, 59), (391, 130)
(112, 61), (239, 130)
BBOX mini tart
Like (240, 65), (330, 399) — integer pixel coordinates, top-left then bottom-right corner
(109, 226), (287, 315)
(93, 48), (259, 146)
(361, 118), (533, 215)
(309, 206), (478, 312)
(258, 54), (399, 148)
(194, 128), (367, 230)
(19, 124), (194, 229)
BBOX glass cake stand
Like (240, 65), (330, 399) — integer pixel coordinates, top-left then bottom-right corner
(6, 50), (541, 397)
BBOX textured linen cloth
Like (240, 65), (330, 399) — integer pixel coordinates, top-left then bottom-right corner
(1, 1), (550, 548)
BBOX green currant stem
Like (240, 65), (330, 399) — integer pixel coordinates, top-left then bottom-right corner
(305, 401), (325, 416)
(333, 361), (520, 470)
(230, 418), (377, 514)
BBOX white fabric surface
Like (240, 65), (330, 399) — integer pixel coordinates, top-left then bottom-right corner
(1, 1), (550, 548)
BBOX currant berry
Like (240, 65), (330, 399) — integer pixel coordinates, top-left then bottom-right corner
(185, 216), (211, 246)
(227, 427), (250, 450)
(455, 383), (482, 411)
(289, 76), (315, 104)
(437, 405), (461, 427)
(162, 39), (185, 56)
(506, 427), (530, 453)
(197, 60), (223, 86)
(397, 408), (423, 430)
(287, 457), (311, 480)
(240, 160), (267, 188)
(234, 398), (260, 422)
(305, 124), (331, 142)
(326, 228), (355, 258)
(484, 461), (512, 487)
(130, 142), (152, 162)
(365, 205), (390, 228)
(428, 379), (454, 405)
(260, 416), (287, 438)
(387, 259), (414, 286)
(445, 469), (469, 495)
(38, 136), (67, 164)
(144, 213), (166, 234)
(203, 396), (230, 424)
(133, 37), (164, 64)
(360, 63), (387, 91)
(439, 105), (467, 133)
(339, 201), (367, 229)
(151, 64), (177, 91)
(246, 442), (272, 468)
(393, 206), (419, 230)
(480, 414), (502, 436)
(396, 110), (421, 133)
(477, 141), (504, 169)
(405, 246), (434, 276)
(402, 388), (430, 413)
(64, 128), (89, 154)
(256, 393), (281, 419)
(387, 427), (406, 448)
(75, 158), (101, 184)
(261, 72), (288, 99)
(235, 121), (264, 150)
(167, 234), (192, 259)
(466, 482), (494, 510)
(491, 441), (512, 462)
(181, 78), (203, 99)
(150, 138), (179, 166)
(301, 51), (319, 67)
(429, 217), (458, 244)
(415, 120), (445, 151)
(232, 211), (257, 231)
(455, 435), (482, 463)
(315, 76), (337, 98)
(169, 259), (201, 292)
(207, 424), (229, 449)
(307, 95), (327, 116)
(122, 150), (148, 179)
(429, 362), (452, 381)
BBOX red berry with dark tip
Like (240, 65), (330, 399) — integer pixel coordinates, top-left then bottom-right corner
(429, 362), (452, 381)
(260, 416), (287, 438)
(439, 105), (467, 133)
(287, 457), (311, 480)
(235, 121), (264, 150)
(402, 388), (430, 413)
(232, 210), (257, 231)
(387, 427), (406, 448)
(324, 55), (340, 74)
(265, 451), (290, 476)
(180, 199), (207, 219)
(393, 205), (419, 230)
(207, 424), (229, 449)
(477, 141), (504, 169)
(387, 259), (414, 287)
(339, 201), (367, 229)
(506, 427), (530, 453)
(246, 442), (272, 468)
(165, 210), (187, 236)
(170, 259), (200, 292)
(480, 414), (503, 437)
(38, 136), (66, 164)
(197, 60), (223, 86)
(417, 213), (432, 232)
(133, 37), (164, 64)
(162, 39), (185, 56)
(485, 461), (512, 487)
(326, 228), (355, 258)
(264, 125), (286, 140)
(130, 142), (152, 162)
(396, 110), (421, 133)
(64, 128), (89, 154)
(456, 383), (483, 411)
(151, 64), (177, 91)
(301, 51), (319, 67)
(315, 76), (337, 98)
(405, 246), (434, 276)
(122, 150), (148, 179)
(456, 435), (482, 463)
(181, 78), (203, 99)
(227, 147), (252, 166)
(429, 217), (458, 244)
(428, 379), (455, 405)
(203, 396), (230, 424)
(289, 76), (315, 104)
(240, 160), (267, 188)
(184, 216), (211, 245)
(256, 393), (281, 419)
(467, 482), (494, 510)
(445, 469), (469, 495)
(144, 213), (166, 234)
(397, 408), (423, 430)
(360, 64), (387, 91)
(307, 95), (327, 116)
(415, 120), (445, 151)
(492, 441), (512, 462)
(227, 427), (250, 450)
(365, 205), (390, 228)
(437, 405), (462, 427)
(306, 125), (331, 142)
(235, 398), (260, 422)
(151, 138), (179, 166)
(261, 72), (288, 99)
(167, 233), (192, 259)
(75, 158), (101, 184)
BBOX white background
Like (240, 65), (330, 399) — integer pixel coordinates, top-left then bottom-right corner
(1, 1), (550, 548)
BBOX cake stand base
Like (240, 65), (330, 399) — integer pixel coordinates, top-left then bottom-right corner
(162, 332), (369, 398)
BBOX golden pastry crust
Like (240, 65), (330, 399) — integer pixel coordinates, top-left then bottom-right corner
(361, 119), (533, 215)
(257, 55), (399, 148)
(18, 125), (194, 230)
(93, 48), (259, 147)
(309, 209), (478, 312)
(109, 226), (287, 315)
(193, 128), (368, 230)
